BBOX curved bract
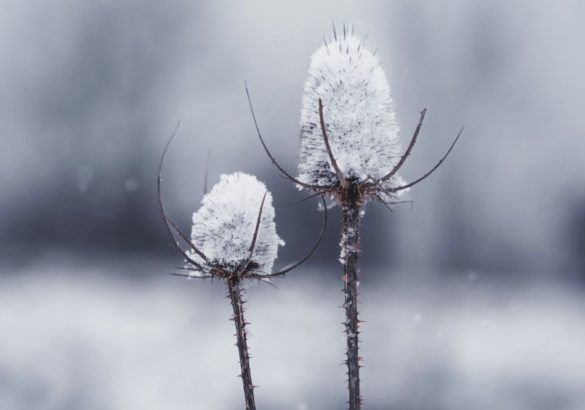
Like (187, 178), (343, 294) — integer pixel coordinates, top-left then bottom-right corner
(189, 172), (284, 276)
(298, 32), (407, 195)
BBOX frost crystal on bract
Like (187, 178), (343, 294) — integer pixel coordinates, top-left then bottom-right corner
(189, 173), (284, 275)
(298, 32), (407, 195)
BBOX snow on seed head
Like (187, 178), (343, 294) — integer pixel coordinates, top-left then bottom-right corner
(298, 31), (407, 192)
(189, 172), (284, 275)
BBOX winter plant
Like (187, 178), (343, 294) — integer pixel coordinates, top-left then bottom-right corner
(248, 25), (462, 409)
(157, 129), (326, 410)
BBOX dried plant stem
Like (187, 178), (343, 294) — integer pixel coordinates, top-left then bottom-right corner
(227, 277), (256, 410)
(340, 185), (363, 410)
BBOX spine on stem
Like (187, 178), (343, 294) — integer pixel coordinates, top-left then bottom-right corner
(340, 191), (363, 410)
(227, 278), (256, 410)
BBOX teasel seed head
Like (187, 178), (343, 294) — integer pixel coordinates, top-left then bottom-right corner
(298, 29), (408, 203)
(189, 172), (284, 277)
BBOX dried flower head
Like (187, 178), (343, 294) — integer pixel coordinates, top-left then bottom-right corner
(189, 172), (284, 276)
(298, 31), (407, 196)
(247, 29), (461, 214)
(157, 127), (327, 283)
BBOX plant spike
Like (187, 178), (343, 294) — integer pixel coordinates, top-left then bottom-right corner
(248, 192), (268, 259)
(156, 209), (205, 271)
(379, 108), (426, 183)
(266, 196), (328, 277)
(158, 209), (208, 262)
(244, 82), (324, 190)
(389, 126), (464, 192)
(319, 98), (347, 187)
(157, 122), (208, 268)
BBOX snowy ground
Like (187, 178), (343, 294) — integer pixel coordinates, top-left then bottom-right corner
(1, 256), (584, 410)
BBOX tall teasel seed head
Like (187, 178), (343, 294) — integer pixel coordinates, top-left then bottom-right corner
(298, 30), (408, 202)
(189, 172), (284, 276)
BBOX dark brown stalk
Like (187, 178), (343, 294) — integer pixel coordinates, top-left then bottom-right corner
(340, 182), (363, 410)
(227, 277), (256, 410)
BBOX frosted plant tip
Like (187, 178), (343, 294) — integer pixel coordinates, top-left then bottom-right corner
(293, 26), (461, 212)
(190, 172), (284, 277)
(298, 30), (405, 195)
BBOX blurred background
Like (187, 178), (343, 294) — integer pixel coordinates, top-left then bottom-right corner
(1, 0), (584, 409)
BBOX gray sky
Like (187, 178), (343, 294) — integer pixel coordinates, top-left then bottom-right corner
(0, 0), (584, 277)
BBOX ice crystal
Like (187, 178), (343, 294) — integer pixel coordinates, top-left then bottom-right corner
(189, 173), (284, 276)
(298, 31), (407, 194)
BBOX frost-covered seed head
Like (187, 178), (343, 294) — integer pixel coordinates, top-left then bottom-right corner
(298, 30), (407, 194)
(189, 173), (284, 276)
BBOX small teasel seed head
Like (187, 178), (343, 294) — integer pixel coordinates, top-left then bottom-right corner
(189, 172), (284, 276)
(298, 28), (408, 196)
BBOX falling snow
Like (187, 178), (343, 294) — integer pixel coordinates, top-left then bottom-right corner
(189, 173), (284, 275)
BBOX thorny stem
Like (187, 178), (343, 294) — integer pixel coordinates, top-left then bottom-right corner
(340, 182), (363, 410)
(227, 277), (256, 410)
